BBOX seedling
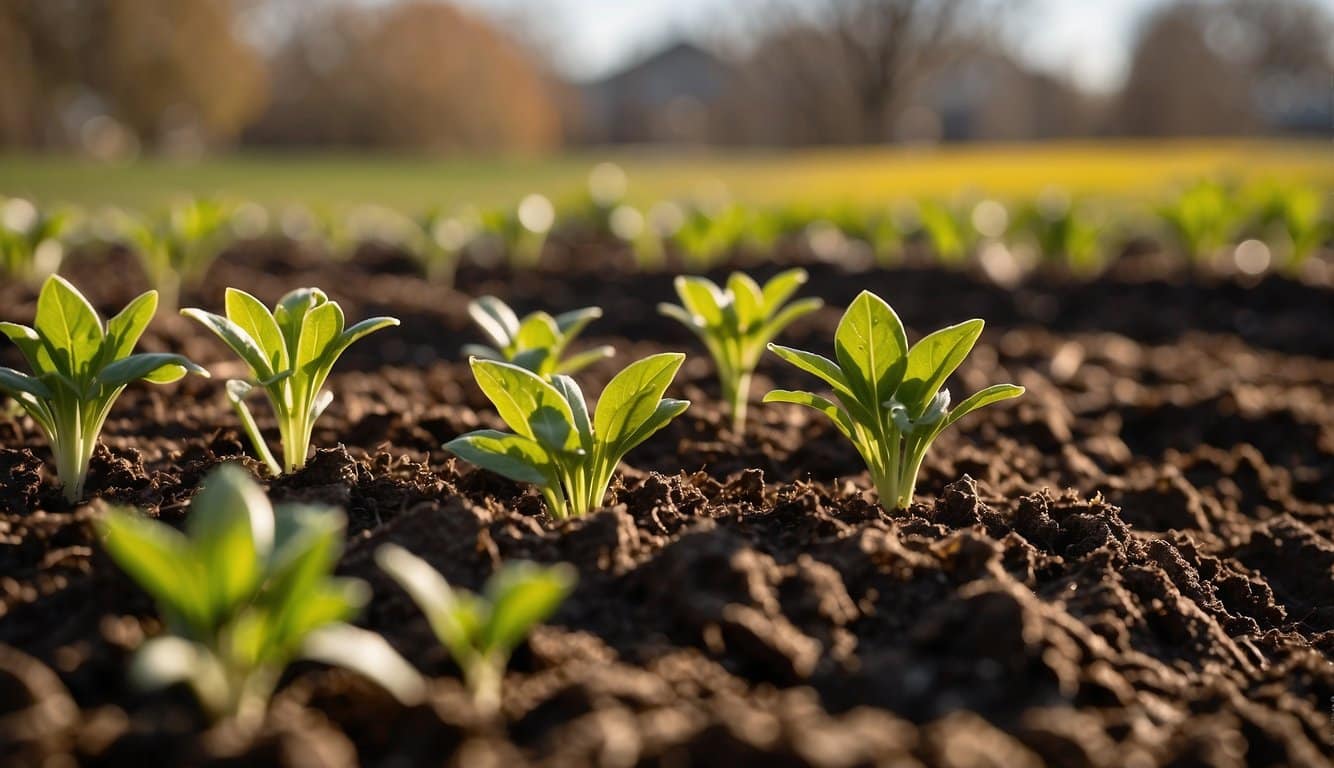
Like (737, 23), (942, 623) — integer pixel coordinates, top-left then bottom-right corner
(376, 545), (574, 715)
(447, 353), (689, 519)
(915, 200), (972, 265)
(1013, 193), (1105, 276)
(0, 276), (207, 501)
(183, 288), (399, 476)
(659, 269), (822, 432)
(464, 296), (612, 378)
(99, 465), (423, 726)
(413, 206), (479, 284)
(1252, 183), (1327, 272)
(478, 194), (554, 268)
(1157, 180), (1240, 267)
(764, 291), (1023, 510)
(0, 198), (73, 282)
(123, 198), (237, 312)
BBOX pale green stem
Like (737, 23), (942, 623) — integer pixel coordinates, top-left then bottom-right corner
(466, 657), (504, 718)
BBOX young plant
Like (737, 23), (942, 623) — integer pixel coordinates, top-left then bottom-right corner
(99, 465), (423, 727)
(0, 197), (74, 282)
(764, 291), (1023, 510)
(446, 353), (689, 519)
(658, 268), (822, 432)
(1157, 180), (1240, 267)
(0, 275), (207, 502)
(123, 198), (237, 312)
(376, 545), (574, 715)
(463, 296), (613, 378)
(182, 288), (399, 476)
(413, 206), (479, 284)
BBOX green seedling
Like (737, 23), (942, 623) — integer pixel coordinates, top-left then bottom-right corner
(478, 194), (555, 268)
(447, 353), (689, 519)
(99, 465), (423, 727)
(464, 296), (612, 379)
(413, 206), (479, 284)
(0, 276), (207, 501)
(183, 288), (399, 476)
(764, 291), (1023, 510)
(1157, 180), (1240, 267)
(123, 198), (237, 312)
(659, 268), (822, 432)
(0, 198), (74, 282)
(915, 200), (972, 265)
(1013, 194), (1105, 276)
(1252, 183), (1327, 272)
(376, 545), (574, 715)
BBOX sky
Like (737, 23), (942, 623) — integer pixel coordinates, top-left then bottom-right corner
(447, 0), (1178, 92)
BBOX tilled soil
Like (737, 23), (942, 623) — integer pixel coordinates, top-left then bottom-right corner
(1, 241), (1332, 767)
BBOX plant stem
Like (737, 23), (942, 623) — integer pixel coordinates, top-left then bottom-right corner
(724, 370), (752, 434)
(466, 659), (504, 718)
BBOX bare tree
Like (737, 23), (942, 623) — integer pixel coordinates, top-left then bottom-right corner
(720, 0), (1003, 145)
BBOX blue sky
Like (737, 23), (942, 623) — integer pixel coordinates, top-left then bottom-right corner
(448, 0), (1175, 91)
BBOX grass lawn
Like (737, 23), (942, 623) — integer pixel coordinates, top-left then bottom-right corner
(1, 139), (1329, 212)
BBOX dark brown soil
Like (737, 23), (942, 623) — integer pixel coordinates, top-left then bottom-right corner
(1, 240), (1332, 767)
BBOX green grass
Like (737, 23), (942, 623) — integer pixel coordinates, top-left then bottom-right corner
(2, 140), (1330, 212)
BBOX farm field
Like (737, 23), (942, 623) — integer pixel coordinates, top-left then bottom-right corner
(3, 139), (1332, 211)
(1, 206), (1332, 765)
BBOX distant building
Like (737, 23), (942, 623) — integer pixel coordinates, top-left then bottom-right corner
(576, 42), (735, 145)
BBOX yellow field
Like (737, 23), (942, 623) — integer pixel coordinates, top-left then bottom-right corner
(1, 140), (1329, 212)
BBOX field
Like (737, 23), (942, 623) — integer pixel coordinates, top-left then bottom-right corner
(1, 144), (1332, 766)
(4, 140), (1333, 211)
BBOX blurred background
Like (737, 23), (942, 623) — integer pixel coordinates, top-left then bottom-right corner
(0, 0), (1331, 209)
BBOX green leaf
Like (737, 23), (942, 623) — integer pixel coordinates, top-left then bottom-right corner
(726, 272), (764, 329)
(469, 296), (520, 348)
(225, 288), (287, 373)
(95, 353), (208, 389)
(943, 383), (1025, 428)
(481, 562), (575, 656)
(187, 465), (274, 619)
(469, 358), (579, 452)
(896, 319), (984, 418)
(510, 347), (552, 373)
(762, 390), (856, 442)
(296, 301), (344, 375)
(274, 287), (325, 359)
(674, 276), (728, 327)
(552, 307), (601, 337)
(550, 375), (592, 448)
(375, 544), (476, 667)
(758, 297), (822, 341)
(657, 302), (703, 334)
(610, 398), (689, 458)
(276, 579), (367, 648)
(445, 430), (558, 486)
(301, 623), (425, 705)
(34, 275), (104, 380)
(766, 344), (856, 400)
(264, 505), (346, 629)
(98, 508), (207, 633)
(0, 322), (52, 374)
(834, 291), (908, 408)
(760, 268), (810, 315)
(328, 316), (399, 360)
(99, 291), (158, 369)
(0, 366), (54, 399)
(554, 345), (613, 375)
(512, 313), (560, 353)
(593, 353), (685, 450)
(181, 308), (275, 380)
